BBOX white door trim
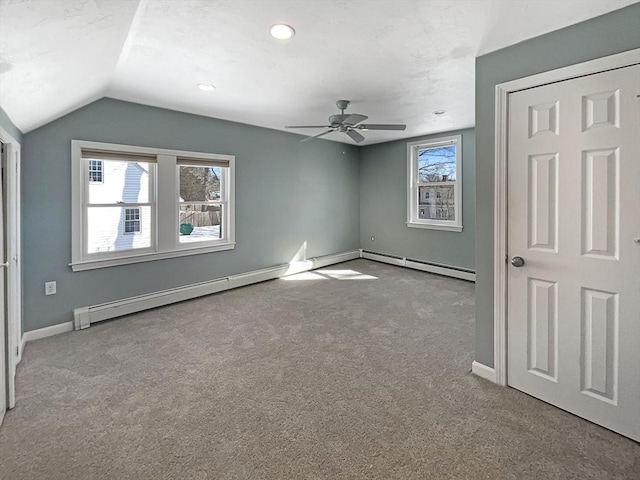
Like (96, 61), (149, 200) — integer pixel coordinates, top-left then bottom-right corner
(492, 48), (640, 386)
(0, 126), (21, 408)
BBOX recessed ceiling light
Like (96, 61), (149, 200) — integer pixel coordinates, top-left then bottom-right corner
(198, 83), (216, 92)
(270, 24), (295, 40)
(433, 110), (446, 115)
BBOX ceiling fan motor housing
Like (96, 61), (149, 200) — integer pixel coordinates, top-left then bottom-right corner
(336, 99), (350, 111)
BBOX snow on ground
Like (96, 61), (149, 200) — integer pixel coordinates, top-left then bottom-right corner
(179, 225), (221, 243)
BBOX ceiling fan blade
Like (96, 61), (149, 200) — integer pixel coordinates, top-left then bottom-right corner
(346, 129), (365, 143)
(357, 124), (407, 131)
(342, 114), (368, 126)
(301, 129), (334, 142)
(285, 125), (331, 129)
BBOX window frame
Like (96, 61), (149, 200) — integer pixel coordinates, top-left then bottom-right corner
(406, 134), (463, 232)
(71, 140), (235, 271)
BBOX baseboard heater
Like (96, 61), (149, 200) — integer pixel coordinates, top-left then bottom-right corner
(360, 249), (475, 282)
(73, 249), (360, 330)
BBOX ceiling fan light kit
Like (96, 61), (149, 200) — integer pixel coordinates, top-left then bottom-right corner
(285, 100), (406, 144)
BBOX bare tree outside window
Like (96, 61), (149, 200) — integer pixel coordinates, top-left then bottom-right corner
(417, 145), (457, 221)
(179, 165), (223, 243)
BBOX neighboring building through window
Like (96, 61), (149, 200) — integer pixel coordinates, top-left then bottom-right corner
(124, 207), (141, 234)
(88, 159), (103, 183)
(407, 135), (462, 231)
(71, 140), (235, 271)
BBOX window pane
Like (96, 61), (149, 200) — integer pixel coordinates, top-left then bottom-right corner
(179, 166), (221, 202)
(418, 185), (455, 221)
(418, 145), (456, 182)
(179, 204), (222, 244)
(87, 206), (152, 253)
(87, 159), (151, 204)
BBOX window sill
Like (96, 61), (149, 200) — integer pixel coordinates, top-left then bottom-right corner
(70, 242), (236, 271)
(406, 222), (463, 232)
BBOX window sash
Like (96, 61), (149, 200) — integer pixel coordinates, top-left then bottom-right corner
(85, 159), (155, 206)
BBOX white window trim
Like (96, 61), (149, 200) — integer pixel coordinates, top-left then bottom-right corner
(71, 140), (235, 271)
(406, 134), (463, 232)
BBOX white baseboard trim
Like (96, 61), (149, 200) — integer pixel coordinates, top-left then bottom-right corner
(360, 249), (476, 282)
(471, 361), (497, 383)
(72, 249), (361, 331)
(23, 321), (74, 344)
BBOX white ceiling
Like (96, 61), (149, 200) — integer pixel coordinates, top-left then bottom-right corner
(0, 0), (636, 145)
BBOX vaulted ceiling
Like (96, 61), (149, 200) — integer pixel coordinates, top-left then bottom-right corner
(0, 0), (635, 145)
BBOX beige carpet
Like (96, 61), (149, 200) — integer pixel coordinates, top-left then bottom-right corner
(0, 259), (638, 479)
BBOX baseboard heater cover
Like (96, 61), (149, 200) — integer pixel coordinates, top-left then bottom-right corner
(74, 249), (360, 330)
(360, 249), (475, 282)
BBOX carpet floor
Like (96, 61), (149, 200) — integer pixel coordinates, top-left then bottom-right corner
(0, 259), (638, 479)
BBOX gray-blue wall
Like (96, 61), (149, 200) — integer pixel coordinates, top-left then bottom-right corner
(22, 98), (360, 331)
(0, 105), (22, 144)
(474, 3), (640, 367)
(359, 129), (475, 269)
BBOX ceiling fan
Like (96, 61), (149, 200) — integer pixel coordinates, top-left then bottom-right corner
(285, 100), (407, 143)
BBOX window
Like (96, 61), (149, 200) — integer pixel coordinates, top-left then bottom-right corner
(88, 160), (103, 183)
(407, 135), (462, 231)
(124, 207), (141, 234)
(71, 140), (235, 271)
(178, 161), (225, 245)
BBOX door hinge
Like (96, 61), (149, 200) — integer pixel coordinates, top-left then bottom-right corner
(16, 346), (19, 356)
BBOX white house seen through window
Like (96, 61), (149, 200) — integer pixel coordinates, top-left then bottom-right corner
(407, 135), (462, 231)
(71, 140), (235, 271)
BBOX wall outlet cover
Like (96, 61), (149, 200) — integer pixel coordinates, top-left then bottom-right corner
(45, 281), (57, 295)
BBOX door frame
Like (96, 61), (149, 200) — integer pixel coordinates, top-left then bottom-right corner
(0, 126), (21, 408)
(492, 48), (640, 387)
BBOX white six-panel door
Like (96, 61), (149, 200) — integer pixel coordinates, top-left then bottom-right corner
(507, 64), (640, 441)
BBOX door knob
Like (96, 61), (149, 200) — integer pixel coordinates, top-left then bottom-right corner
(511, 256), (525, 267)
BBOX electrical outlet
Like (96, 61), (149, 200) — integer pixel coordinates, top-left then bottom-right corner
(371, 236), (375, 241)
(45, 281), (57, 296)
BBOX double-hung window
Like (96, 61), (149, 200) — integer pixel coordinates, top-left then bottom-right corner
(177, 158), (227, 245)
(407, 135), (462, 232)
(124, 208), (142, 234)
(88, 160), (103, 183)
(72, 140), (235, 271)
